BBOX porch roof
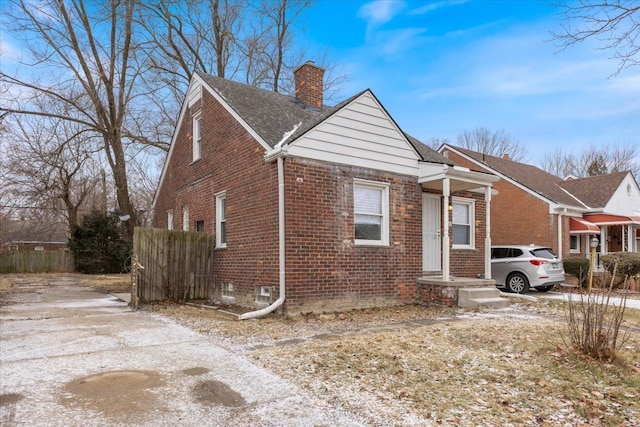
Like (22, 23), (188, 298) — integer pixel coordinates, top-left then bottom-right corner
(569, 217), (600, 234)
(583, 213), (640, 226)
(418, 163), (499, 192)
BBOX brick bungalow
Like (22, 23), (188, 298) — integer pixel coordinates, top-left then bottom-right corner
(0, 220), (68, 253)
(439, 145), (640, 261)
(152, 62), (499, 316)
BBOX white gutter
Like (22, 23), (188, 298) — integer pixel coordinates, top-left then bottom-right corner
(239, 155), (286, 320)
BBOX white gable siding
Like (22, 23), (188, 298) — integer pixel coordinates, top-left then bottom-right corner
(604, 173), (640, 216)
(287, 92), (420, 176)
(187, 82), (202, 107)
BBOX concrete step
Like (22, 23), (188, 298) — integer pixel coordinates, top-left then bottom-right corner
(458, 287), (510, 310)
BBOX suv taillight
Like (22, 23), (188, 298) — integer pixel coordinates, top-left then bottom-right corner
(530, 259), (548, 266)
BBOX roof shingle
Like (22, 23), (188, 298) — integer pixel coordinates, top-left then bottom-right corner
(196, 71), (452, 164)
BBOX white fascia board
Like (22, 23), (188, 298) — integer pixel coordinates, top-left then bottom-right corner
(549, 203), (589, 215)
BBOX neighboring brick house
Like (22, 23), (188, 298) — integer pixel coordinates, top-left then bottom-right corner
(0, 220), (68, 253)
(152, 62), (499, 316)
(439, 145), (640, 261)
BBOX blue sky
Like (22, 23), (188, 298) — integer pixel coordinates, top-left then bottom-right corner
(299, 0), (640, 166)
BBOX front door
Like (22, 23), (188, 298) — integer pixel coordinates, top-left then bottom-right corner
(422, 194), (441, 271)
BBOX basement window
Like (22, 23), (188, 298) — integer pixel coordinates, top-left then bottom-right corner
(34, 246), (44, 251)
(222, 282), (234, 297)
(256, 286), (272, 304)
(221, 282), (235, 304)
(9, 245), (18, 251)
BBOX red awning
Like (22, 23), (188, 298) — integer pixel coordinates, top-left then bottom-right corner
(569, 217), (600, 234)
(583, 213), (640, 226)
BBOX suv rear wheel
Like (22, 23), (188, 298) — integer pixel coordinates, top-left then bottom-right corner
(506, 272), (529, 294)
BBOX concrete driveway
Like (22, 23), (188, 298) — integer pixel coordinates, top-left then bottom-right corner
(0, 276), (361, 427)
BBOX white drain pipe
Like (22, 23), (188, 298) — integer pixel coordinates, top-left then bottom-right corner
(239, 155), (286, 320)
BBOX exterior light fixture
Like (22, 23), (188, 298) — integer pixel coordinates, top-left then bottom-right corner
(588, 236), (599, 292)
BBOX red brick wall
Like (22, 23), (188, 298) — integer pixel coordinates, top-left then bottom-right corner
(153, 89), (280, 308)
(282, 157), (421, 313)
(443, 150), (565, 257)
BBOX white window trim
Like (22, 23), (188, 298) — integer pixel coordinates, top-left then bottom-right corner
(353, 179), (390, 246)
(192, 112), (201, 162)
(167, 210), (174, 231)
(216, 191), (227, 248)
(182, 206), (189, 231)
(570, 234), (580, 253)
(451, 196), (475, 250)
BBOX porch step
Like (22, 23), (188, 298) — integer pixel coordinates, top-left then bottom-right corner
(458, 287), (510, 310)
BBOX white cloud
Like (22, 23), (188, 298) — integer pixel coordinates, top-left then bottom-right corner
(408, 0), (469, 15)
(0, 39), (22, 63)
(358, 0), (406, 28)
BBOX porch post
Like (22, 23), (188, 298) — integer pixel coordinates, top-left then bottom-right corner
(443, 178), (450, 281)
(484, 186), (492, 279)
(627, 224), (632, 252)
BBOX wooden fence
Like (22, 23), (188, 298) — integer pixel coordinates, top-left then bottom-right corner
(0, 250), (74, 274)
(133, 227), (215, 305)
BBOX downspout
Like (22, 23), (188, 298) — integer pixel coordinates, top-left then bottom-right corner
(239, 155), (286, 319)
(557, 208), (566, 259)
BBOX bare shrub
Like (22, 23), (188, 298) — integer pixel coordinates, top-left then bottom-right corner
(562, 262), (630, 361)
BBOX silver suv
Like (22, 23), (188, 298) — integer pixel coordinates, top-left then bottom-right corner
(491, 245), (565, 293)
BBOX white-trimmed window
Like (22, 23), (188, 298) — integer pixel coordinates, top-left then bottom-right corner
(192, 113), (201, 162)
(182, 206), (189, 231)
(34, 246), (44, 251)
(167, 210), (174, 230)
(9, 245), (18, 251)
(570, 235), (580, 253)
(452, 197), (475, 249)
(222, 282), (234, 298)
(354, 179), (389, 246)
(216, 191), (227, 248)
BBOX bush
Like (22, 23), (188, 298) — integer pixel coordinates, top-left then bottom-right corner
(563, 262), (630, 361)
(563, 257), (590, 287)
(69, 211), (132, 274)
(601, 252), (640, 287)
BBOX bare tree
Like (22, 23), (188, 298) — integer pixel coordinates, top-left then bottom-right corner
(552, 1), (640, 74)
(0, 0), (170, 239)
(422, 137), (451, 151)
(540, 147), (578, 178)
(456, 126), (529, 162)
(540, 141), (639, 178)
(1, 110), (102, 236)
(140, 0), (346, 102)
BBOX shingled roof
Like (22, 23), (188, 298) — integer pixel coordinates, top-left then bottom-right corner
(196, 71), (451, 164)
(557, 171), (628, 208)
(449, 146), (583, 207)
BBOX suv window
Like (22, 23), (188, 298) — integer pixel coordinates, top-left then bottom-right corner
(492, 248), (510, 259)
(530, 248), (556, 259)
(512, 249), (523, 257)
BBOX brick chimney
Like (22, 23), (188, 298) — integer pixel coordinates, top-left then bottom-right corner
(502, 154), (510, 160)
(294, 61), (325, 110)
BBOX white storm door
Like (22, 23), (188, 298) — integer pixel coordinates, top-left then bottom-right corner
(422, 194), (441, 271)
